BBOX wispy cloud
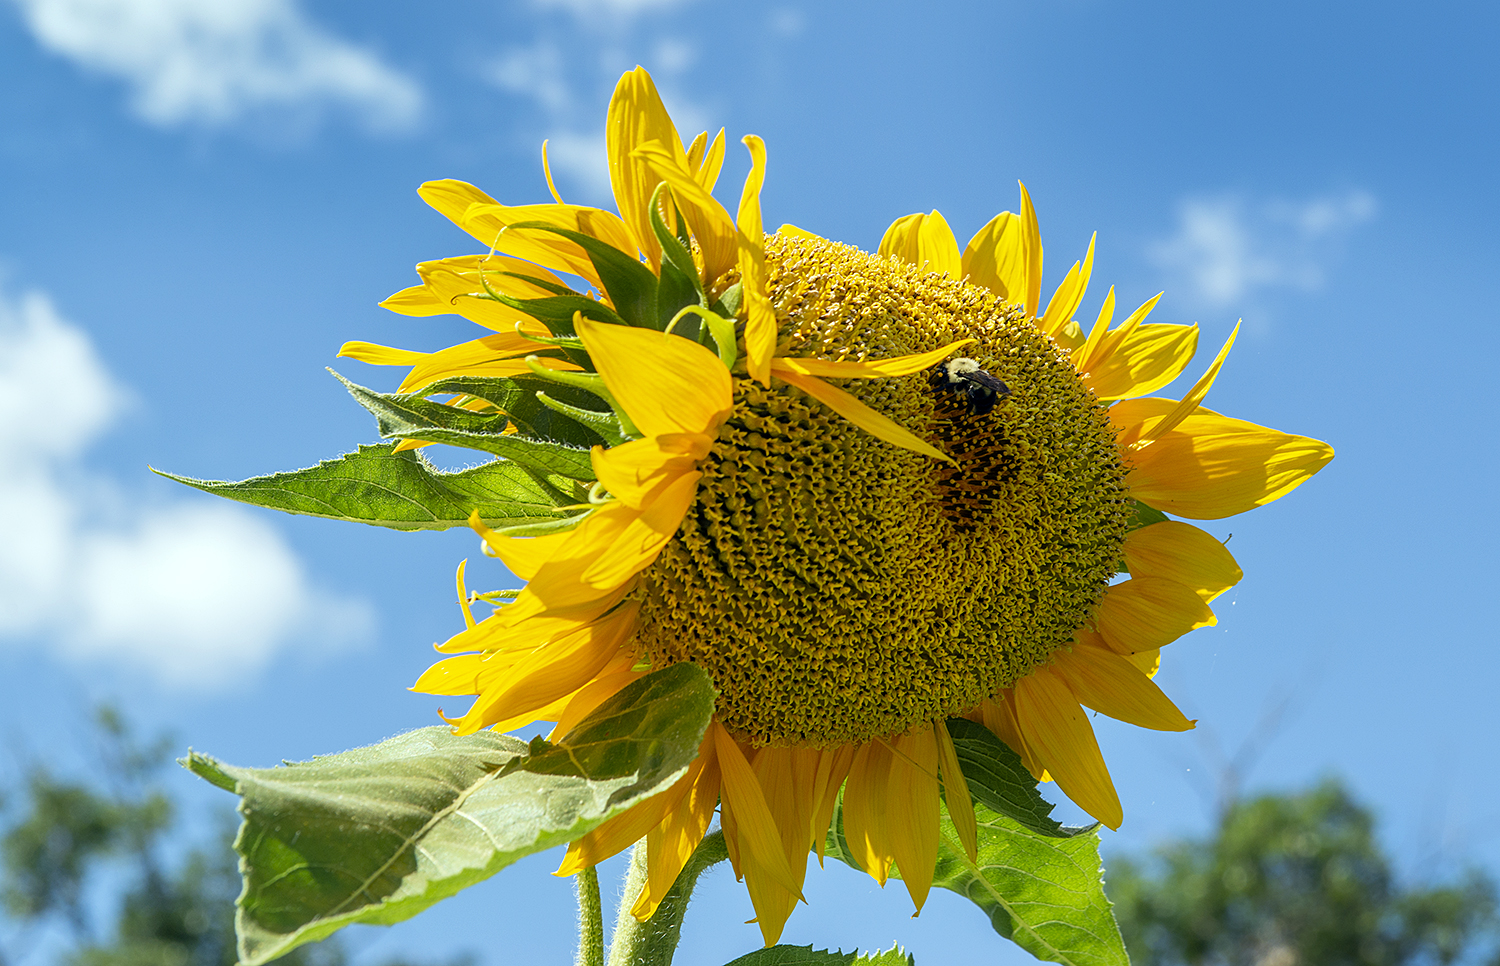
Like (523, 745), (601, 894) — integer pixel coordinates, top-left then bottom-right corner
(0, 289), (370, 688)
(9, 0), (422, 131)
(1149, 190), (1376, 309)
(480, 0), (710, 203)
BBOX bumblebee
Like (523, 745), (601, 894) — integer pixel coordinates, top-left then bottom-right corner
(934, 357), (1009, 415)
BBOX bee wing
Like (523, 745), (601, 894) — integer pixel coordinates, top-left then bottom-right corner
(959, 369), (1010, 395)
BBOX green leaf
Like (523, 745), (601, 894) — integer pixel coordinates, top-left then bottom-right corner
(183, 663), (717, 966)
(393, 428), (595, 481)
(509, 221), (660, 330)
(724, 945), (912, 966)
(945, 719), (1091, 839)
(154, 443), (575, 531)
(332, 370), (510, 437)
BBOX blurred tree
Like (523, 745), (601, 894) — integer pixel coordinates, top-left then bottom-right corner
(1108, 779), (1500, 966)
(0, 707), (467, 966)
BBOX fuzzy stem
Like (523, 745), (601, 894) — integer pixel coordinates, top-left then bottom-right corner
(576, 864), (604, 966)
(606, 832), (729, 966)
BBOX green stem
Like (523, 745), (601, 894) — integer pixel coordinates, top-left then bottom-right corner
(606, 831), (730, 966)
(576, 864), (604, 966)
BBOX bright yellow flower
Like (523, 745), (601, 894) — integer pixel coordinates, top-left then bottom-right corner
(348, 66), (1333, 945)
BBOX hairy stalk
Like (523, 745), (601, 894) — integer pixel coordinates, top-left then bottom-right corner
(576, 864), (604, 966)
(606, 831), (730, 966)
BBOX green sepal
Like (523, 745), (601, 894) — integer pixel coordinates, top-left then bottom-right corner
(669, 305), (738, 370)
(153, 443), (577, 532)
(647, 183), (710, 336)
(649, 183), (705, 295)
(724, 946), (913, 966)
(331, 370), (510, 437)
(713, 281), (744, 320)
(536, 391), (628, 446)
(182, 663), (716, 966)
(525, 358), (642, 439)
(1125, 498), (1169, 531)
(946, 718), (1092, 839)
(334, 371), (596, 480)
(507, 220), (660, 330)
(413, 374), (613, 449)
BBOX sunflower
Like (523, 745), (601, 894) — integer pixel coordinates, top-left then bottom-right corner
(342, 67), (1333, 945)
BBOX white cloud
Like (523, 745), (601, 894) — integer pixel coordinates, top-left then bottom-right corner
(1149, 190), (1377, 308)
(9, 0), (422, 131)
(532, 0), (689, 19)
(0, 290), (370, 689)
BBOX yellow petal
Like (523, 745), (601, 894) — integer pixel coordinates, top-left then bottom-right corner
(880, 212), (960, 278)
(1072, 286), (1115, 370)
(879, 213), (923, 265)
(737, 135), (777, 386)
(417, 180), (634, 289)
(1012, 669), (1122, 829)
(1095, 576), (1216, 655)
(1127, 322), (1238, 447)
(1116, 401), (1336, 519)
(714, 722), (805, 943)
(557, 773), (682, 876)
(448, 601), (640, 735)
(1127, 647), (1162, 678)
(1052, 644), (1195, 732)
(336, 341), (426, 367)
(633, 731), (721, 919)
(591, 433), (713, 509)
(933, 721), (977, 862)
(841, 740), (894, 884)
(1083, 323), (1199, 401)
(548, 664), (645, 738)
(1078, 292), (1163, 373)
(577, 318), (733, 438)
(469, 510), (573, 581)
(693, 128), (727, 192)
(887, 729), (940, 912)
(1123, 521), (1242, 602)
(381, 255), (569, 333)
(410, 650), (526, 696)
(1019, 182), (1043, 317)
(768, 338), (975, 380)
(809, 745), (856, 863)
(633, 139), (739, 284)
(580, 469), (700, 588)
(967, 694), (1049, 783)
(606, 66), (686, 270)
(961, 211), (1023, 301)
(774, 369), (955, 465)
(776, 223), (826, 242)
(1039, 233), (1096, 338)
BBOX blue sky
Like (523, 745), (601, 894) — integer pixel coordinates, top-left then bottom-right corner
(1, 0), (1496, 963)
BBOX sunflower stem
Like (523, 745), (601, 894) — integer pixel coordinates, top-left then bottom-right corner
(575, 864), (604, 966)
(606, 831), (728, 966)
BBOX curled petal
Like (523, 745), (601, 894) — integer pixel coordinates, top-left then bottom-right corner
(738, 135), (777, 385)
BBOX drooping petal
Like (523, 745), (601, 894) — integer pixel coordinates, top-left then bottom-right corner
(967, 694), (1049, 782)
(715, 723), (805, 945)
(842, 740), (895, 885)
(887, 729), (941, 912)
(768, 339), (975, 380)
(469, 511), (573, 581)
(774, 369), (955, 465)
(548, 663), (646, 738)
(606, 66), (686, 270)
(577, 318), (733, 438)
(737, 135), (778, 386)
(1115, 401), (1336, 519)
(1012, 669), (1122, 829)
(556, 766), (686, 876)
(1052, 643), (1195, 732)
(410, 650), (527, 696)
(336, 341), (425, 367)
(933, 721), (977, 862)
(1094, 576), (1216, 655)
(633, 731), (721, 919)
(809, 745), (856, 863)
(1123, 521), (1242, 602)
(337, 334), (576, 393)
(633, 139), (739, 284)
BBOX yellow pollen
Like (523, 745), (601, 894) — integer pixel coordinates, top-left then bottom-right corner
(632, 234), (1131, 747)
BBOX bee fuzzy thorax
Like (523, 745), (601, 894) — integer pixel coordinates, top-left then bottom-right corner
(934, 357), (1010, 415)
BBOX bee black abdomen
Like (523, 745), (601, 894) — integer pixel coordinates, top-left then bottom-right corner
(928, 359), (1015, 533)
